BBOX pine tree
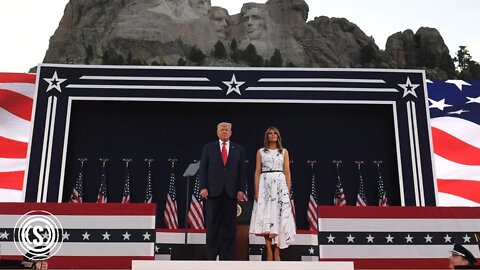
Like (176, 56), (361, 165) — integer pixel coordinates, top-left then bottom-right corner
(269, 49), (283, 67)
(213, 41), (227, 59)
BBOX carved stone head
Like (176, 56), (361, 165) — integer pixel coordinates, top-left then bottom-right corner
(188, 0), (211, 16)
(210, 7), (229, 39)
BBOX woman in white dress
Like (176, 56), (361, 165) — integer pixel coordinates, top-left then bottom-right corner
(249, 127), (296, 261)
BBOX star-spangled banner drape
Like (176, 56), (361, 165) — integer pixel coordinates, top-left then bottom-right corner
(187, 174), (205, 229)
(145, 165), (153, 203)
(377, 166), (389, 207)
(333, 174), (346, 206)
(164, 170), (179, 229)
(356, 165), (368, 206)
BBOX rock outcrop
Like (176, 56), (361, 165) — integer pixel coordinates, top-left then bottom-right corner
(41, 0), (456, 79)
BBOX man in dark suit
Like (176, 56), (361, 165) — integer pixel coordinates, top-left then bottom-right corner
(199, 122), (247, 260)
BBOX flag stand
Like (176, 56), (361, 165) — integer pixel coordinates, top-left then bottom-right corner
(182, 161), (200, 245)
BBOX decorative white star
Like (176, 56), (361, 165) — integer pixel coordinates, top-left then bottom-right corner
(155, 245), (160, 253)
(445, 79), (471, 90)
(42, 231), (50, 240)
(82, 231), (91, 240)
(143, 231), (151, 240)
(399, 77), (420, 98)
(62, 231), (70, 240)
(0, 230), (9, 239)
(424, 234), (433, 243)
(366, 234), (374, 243)
(448, 109), (470, 115)
(327, 234), (335, 243)
(308, 247), (315, 254)
(444, 234), (452, 243)
(346, 234), (355, 243)
(463, 234), (471, 243)
(466, 96), (480, 104)
(122, 231), (131, 240)
(428, 98), (452, 111)
(222, 74), (245, 95)
(405, 234), (413, 243)
(102, 231), (111, 240)
(385, 234), (394, 243)
(43, 71), (67, 92)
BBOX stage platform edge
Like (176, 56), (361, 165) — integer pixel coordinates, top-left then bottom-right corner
(132, 260), (354, 270)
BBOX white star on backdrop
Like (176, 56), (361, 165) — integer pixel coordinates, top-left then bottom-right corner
(444, 234), (452, 243)
(385, 234), (394, 243)
(0, 230), (9, 239)
(122, 231), (131, 240)
(366, 234), (374, 243)
(463, 234), (471, 243)
(143, 231), (151, 240)
(327, 234), (335, 243)
(448, 109), (470, 115)
(155, 245), (160, 253)
(466, 96), (480, 104)
(445, 79), (471, 90)
(346, 234), (355, 243)
(102, 231), (111, 240)
(399, 77), (420, 98)
(428, 98), (452, 111)
(308, 247), (315, 254)
(43, 71), (67, 92)
(222, 74), (245, 95)
(82, 231), (91, 240)
(424, 234), (433, 243)
(405, 234), (413, 243)
(62, 231), (70, 240)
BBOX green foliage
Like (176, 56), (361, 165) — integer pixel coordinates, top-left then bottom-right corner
(287, 61), (296, 67)
(177, 57), (187, 66)
(454, 46), (473, 71)
(189, 45), (206, 65)
(269, 49), (283, 67)
(213, 41), (227, 59)
(230, 38), (238, 52)
(241, 43), (264, 67)
(102, 49), (125, 65)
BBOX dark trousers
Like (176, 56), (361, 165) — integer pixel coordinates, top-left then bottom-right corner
(205, 190), (237, 260)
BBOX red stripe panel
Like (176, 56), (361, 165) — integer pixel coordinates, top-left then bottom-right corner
(0, 136), (28, 158)
(318, 205), (480, 218)
(50, 256), (153, 269)
(0, 88), (33, 121)
(0, 203), (157, 215)
(432, 127), (480, 165)
(0, 171), (24, 190)
(320, 258), (446, 269)
(156, 228), (206, 233)
(438, 179), (480, 204)
(0, 73), (36, 83)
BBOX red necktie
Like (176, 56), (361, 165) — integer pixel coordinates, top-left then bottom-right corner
(221, 142), (227, 166)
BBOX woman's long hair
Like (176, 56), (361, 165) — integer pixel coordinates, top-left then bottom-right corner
(263, 126), (283, 153)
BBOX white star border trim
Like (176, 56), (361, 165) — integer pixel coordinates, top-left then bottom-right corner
(43, 70), (67, 93)
(222, 74), (245, 95)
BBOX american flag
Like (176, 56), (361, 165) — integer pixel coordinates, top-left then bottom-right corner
(333, 174), (346, 206)
(164, 171), (179, 229)
(121, 164), (131, 203)
(97, 165), (108, 203)
(377, 165), (389, 207)
(0, 73), (35, 202)
(356, 165), (368, 206)
(428, 80), (480, 206)
(187, 174), (205, 229)
(145, 165), (153, 203)
(69, 162), (85, 203)
(307, 169), (318, 231)
(290, 184), (296, 221)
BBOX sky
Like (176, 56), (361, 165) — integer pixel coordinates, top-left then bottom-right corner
(0, 0), (479, 73)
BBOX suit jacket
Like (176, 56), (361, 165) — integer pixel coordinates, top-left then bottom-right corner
(199, 141), (246, 198)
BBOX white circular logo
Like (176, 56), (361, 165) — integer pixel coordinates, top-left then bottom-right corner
(14, 210), (63, 261)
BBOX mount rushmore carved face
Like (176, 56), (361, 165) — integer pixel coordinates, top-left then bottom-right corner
(210, 7), (228, 39)
(243, 7), (266, 40)
(188, 0), (211, 16)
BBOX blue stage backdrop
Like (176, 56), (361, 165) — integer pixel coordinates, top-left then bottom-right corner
(25, 65), (436, 229)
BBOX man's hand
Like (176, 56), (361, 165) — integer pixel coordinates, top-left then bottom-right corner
(237, 191), (247, 201)
(200, 188), (208, 199)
